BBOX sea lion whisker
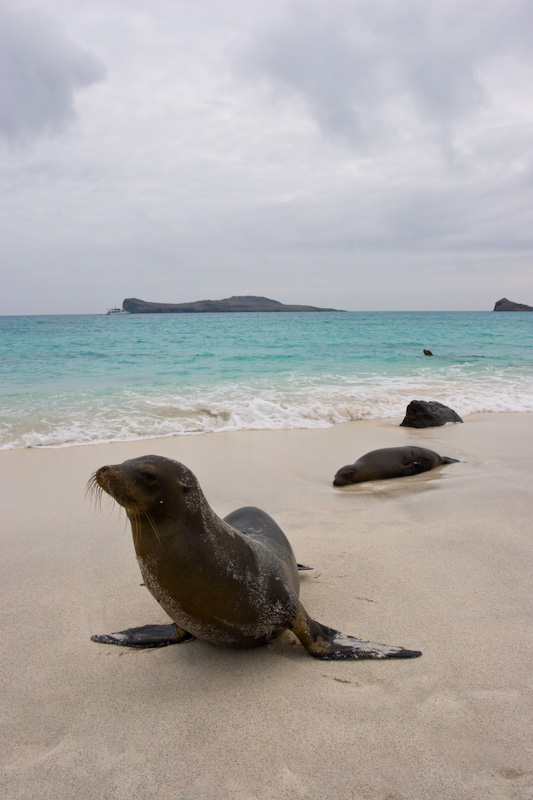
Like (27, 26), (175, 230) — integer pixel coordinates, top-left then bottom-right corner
(126, 503), (142, 548)
(143, 510), (165, 549)
(85, 473), (97, 500)
(131, 517), (140, 549)
(85, 474), (104, 509)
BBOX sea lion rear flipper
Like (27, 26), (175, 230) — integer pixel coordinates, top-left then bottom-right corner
(441, 456), (460, 464)
(297, 563), (313, 571)
(291, 608), (421, 660)
(91, 623), (195, 648)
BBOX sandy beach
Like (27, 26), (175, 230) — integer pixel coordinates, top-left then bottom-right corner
(2, 413), (532, 799)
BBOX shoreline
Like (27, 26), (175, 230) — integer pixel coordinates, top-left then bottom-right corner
(2, 413), (532, 798)
(3, 407), (533, 452)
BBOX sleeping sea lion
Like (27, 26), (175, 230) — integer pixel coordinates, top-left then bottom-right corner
(88, 455), (420, 660)
(333, 446), (459, 486)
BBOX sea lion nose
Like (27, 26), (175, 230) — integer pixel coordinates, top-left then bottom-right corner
(97, 465), (109, 477)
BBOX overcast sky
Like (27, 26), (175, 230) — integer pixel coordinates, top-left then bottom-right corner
(1, 0), (532, 314)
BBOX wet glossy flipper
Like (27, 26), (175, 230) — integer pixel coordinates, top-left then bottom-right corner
(91, 623), (195, 648)
(291, 608), (421, 660)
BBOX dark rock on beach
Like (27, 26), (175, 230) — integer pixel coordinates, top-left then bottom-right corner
(122, 296), (344, 313)
(493, 298), (533, 312)
(400, 400), (463, 428)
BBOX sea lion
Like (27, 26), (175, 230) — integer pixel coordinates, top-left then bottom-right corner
(88, 455), (420, 660)
(333, 446), (459, 486)
(423, 349), (433, 356)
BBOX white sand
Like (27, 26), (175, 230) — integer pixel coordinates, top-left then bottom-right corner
(2, 413), (532, 799)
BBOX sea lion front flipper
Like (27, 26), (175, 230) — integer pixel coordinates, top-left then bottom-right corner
(401, 460), (429, 476)
(91, 623), (195, 648)
(291, 608), (421, 660)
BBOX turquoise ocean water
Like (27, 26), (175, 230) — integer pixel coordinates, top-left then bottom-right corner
(1, 311), (532, 449)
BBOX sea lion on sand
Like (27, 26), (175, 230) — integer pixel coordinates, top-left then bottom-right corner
(88, 455), (420, 660)
(334, 446), (459, 486)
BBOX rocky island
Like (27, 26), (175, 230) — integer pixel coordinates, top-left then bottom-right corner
(493, 297), (533, 312)
(122, 296), (343, 313)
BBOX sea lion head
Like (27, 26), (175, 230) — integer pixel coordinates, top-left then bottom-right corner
(89, 455), (199, 516)
(332, 465), (359, 486)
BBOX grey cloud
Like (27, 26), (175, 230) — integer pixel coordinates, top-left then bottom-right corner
(244, 0), (532, 150)
(245, 7), (386, 147)
(0, 6), (106, 145)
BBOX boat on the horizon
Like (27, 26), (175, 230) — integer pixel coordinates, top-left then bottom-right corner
(106, 307), (130, 315)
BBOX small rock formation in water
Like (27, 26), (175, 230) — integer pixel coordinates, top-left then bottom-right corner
(122, 296), (343, 313)
(493, 298), (533, 312)
(400, 400), (463, 428)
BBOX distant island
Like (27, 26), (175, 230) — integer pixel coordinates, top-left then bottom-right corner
(493, 297), (533, 312)
(122, 296), (344, 313)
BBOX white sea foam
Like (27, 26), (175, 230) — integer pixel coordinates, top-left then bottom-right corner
(2, 374), (533, 449)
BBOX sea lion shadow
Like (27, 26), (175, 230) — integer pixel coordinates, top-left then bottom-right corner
(334, 471), (445, 499)
(156, 631), (308, 676)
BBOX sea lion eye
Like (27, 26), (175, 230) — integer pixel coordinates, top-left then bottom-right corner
(140, 471), (157, 483)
